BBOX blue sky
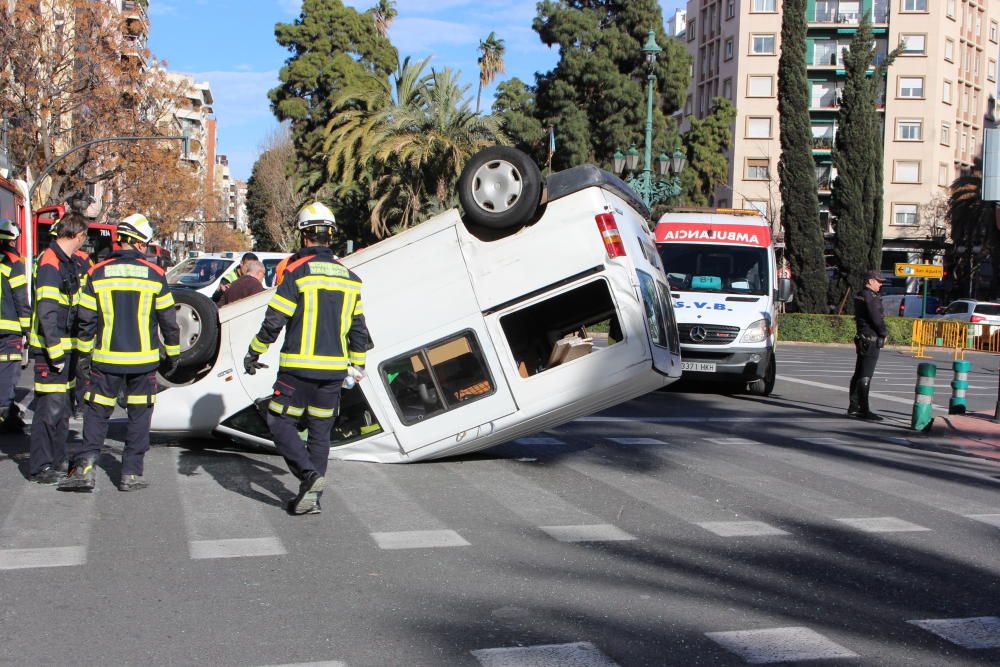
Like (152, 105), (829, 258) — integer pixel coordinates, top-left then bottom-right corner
(148, 0), (685, 181)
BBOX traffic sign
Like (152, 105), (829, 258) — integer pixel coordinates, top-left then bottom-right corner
(894, 263), (944, 279)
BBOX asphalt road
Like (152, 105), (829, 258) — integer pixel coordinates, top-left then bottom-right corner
(0, 344), (998, 666)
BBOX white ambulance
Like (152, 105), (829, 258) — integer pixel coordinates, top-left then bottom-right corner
(152, 148), (682, 462)
(654, 209), (793, 395)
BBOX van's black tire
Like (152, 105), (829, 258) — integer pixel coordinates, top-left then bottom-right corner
(171, 289), (218, 368)
(747, 355), (776, 396)
(459, 146), (542, 229)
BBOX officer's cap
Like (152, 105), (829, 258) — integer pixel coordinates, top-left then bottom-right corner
(863, 270), (884, 283)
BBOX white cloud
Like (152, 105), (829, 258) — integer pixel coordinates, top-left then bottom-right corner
(389, 17), (480, 52)
(278, 0), (300, 15)
(148, 1), (177, 16)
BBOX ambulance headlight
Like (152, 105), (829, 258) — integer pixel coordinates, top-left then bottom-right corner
(740, 318), (769, 344)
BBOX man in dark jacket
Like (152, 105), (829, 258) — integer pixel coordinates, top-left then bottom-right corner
(0, 219), (30, 429)
(848, 270), (889, 420)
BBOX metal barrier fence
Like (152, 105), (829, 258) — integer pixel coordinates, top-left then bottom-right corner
(910, 320), (1000, 358)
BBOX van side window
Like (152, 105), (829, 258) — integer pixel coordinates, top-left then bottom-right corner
(500, 279), (621, 378)
(381, 332), (495, 425)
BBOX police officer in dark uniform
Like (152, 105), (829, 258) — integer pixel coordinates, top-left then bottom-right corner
(243, 202), (369, 516)
(59, 214), (181, 492)
(848, 270), (888, 420)
(28, 213), (89, 484)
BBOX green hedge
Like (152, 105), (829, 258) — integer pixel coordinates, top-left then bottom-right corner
(776, 313), (914, 345)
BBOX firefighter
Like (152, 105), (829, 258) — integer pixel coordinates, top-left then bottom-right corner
(848, 270), (889, 421)
(243, 202), (369, 515)
(59, 214), (181, 492)
(28, 214), (89, 484)
(0, 219), (30, 428)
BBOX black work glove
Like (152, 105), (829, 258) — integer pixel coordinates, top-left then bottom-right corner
(244, 351), (267, 375)
(877, 337), (886, 349)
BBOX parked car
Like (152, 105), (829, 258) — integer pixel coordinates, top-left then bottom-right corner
(151, 147), (682, 463)
(940, 299), (1000, 337)
(880, 294), (940, 319)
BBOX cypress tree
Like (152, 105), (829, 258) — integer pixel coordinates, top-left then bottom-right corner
(829, 16), (897, 308)
(777, 0), (828, 312)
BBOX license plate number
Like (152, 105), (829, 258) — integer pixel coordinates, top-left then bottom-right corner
(682, 361), (716, 372)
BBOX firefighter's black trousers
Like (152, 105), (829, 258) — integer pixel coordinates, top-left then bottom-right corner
(266, 372), (342, 481)
(29, 354), (75, 475)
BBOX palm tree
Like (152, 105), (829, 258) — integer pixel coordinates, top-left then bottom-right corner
(369, 0), (397, 38)
(476, 31), (505, 114)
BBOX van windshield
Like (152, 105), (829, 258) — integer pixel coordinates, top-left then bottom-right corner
(658, 243), (769, 296)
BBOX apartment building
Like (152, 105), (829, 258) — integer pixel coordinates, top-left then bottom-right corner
(682, 0), (1000, 269)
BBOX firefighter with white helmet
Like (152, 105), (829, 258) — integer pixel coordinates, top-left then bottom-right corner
(0, 219), (30, 430)
(273, 202), (338, 286)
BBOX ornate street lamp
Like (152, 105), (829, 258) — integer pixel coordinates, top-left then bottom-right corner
(613, 30), (686, 210)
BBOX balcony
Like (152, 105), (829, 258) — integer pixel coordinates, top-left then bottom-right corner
(812, 134), (836, 151)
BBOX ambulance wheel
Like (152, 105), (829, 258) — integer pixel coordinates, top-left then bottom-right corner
(459, 146), (542, 229)
(171, 289), (218, 368)
(747, 356), (776, 396)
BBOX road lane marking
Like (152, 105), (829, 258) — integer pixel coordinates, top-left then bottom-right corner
(705, 437), (758, 445)
(705, 627), (859, 663)
(0, 482), (94, 570)
(695, 521), (789, 537)
(834, 517), (931, 533)
(539, 524), (636, 542)
(776, 375), (947, 412)
(966, 514), (1000, 528)
(258, 662), (347, 667)
(174, 450), (287, 560)
(328, 463), (470, 549)
(448, 461), (635, 542)
(908, 617), (1000, 649)
(472, 642), (619, 666)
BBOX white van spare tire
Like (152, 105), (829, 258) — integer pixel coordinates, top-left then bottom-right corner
(459, 146), (542, 229)
(171, 289), (218, 368)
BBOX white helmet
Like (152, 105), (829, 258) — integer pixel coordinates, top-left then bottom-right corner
(117, 213), (154, 244)
(0, 218), (19, 241)
(296, 202), (336, 231)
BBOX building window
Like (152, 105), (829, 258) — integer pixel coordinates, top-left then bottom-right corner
(900, 34), (926, 55)
(896, 119), (923, 141)
(961, 132), (968, 154)
(751, 0), (776, 12)
(941, 122), (951, 146)
(746, 117), (773, 139)
(727, 0), (735, 19)
(893, 204), (919, 226)
(898, 76), (924, 98)
(746, 158), (770, 180)
(893, 160), (920, 183)
(687, 19), (696, 41)
(989, 59), (997, 82)
(745, 200), (768, 217)
(722, 78), (733, 99)
(991, 20), (999, 42)
(942, 80), (952, 104)
(901, 0), (926, 12)
(944, 39), (954, 62)
(947, 0), (956, 18)
(750, 34), (776, 55)
(747, 75), (774, 97)
(938, 163), (949, 187)
(725, 37), (734, 60)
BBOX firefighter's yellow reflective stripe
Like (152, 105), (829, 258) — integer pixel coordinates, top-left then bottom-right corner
(295, 276), (361, 292)
(354, 297), (364, 316)
(19, 316), (30, 329)
(300, 289), (317, 357)
(0, 354), (20, 361)
(92, 349), (161, 364)
(29, 333), (71, 354)
(268, 400), (283, 414)
(126, 395), (155, 405)
(91, 278), (161, 292)
(35, 382), (68, 393)
(85, 392), (117, 407)
(164, 344), (180, 357)
(250, 336), (269, 354)
(8, 274), (26, 288)
(155, 292), (175, 310)
(0, 264), (8, 278)
(36, 285), (69, 304)
(267, 293), (296, 317)
(348, 351), (366, 365)
(0, 320), (20, 333)
(279, 353), (349, 370)
(137, 291), (152, 355)
(267, 400), (303, 417)
(285, 405), (304, 417)
(307, 405), (335, 418)
(99, 290), (114, 353)
(78, 292), (98, 310)
(76, 338), (95, 354)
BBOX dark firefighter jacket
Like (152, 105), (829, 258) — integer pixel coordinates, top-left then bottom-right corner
(77, 249), (181, 374)
(0, 249), (30, 337)
(29, 242), (80, 363)
(250, 246), (368, 381)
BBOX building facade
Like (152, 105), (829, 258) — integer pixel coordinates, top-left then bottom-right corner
(682, 0), (1000, 271)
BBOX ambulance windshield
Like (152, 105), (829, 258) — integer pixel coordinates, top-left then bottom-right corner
(658, 244), (769, 296)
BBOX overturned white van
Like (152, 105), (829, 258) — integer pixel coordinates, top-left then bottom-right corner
(152, 148), (681, 462)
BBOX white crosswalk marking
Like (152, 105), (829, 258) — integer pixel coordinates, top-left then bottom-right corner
(695, 521), (790, 537)
(606, 437), (667, 445)
(256, 661), (347, 667)
(0, 482), (93, 569)
(174, 450), (287, 559)
(705, 627), (859, 663)
(328, 463), (469, 549)
(835, 517), (931, 533)
(908, 617), (1000, 649)
(448, 461), (634, 542)
(472, 641), (619, 666)
(705, 437), (759, 445)
(966, 513), (1000, 528)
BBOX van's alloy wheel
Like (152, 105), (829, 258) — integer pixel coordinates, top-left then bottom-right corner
(459, 146), (542, 230)
(471, 160), (524, 213)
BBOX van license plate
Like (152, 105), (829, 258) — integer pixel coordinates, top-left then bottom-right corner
(682, 362), (716, 372)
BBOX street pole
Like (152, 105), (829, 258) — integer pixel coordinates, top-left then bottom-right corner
(921, 277), (928, 319)
(642, 68), (656, 210)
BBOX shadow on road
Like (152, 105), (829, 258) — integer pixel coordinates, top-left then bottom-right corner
(176, 448), (292, 508)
